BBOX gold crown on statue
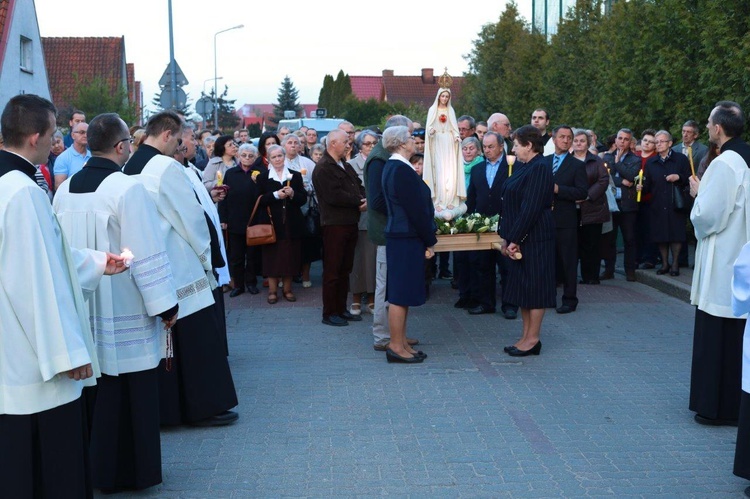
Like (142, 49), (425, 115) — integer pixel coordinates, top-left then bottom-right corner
(437, 68), (453, 89)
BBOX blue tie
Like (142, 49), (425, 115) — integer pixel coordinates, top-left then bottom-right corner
(552, 155), (561, 174)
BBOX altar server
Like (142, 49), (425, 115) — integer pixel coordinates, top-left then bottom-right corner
(54, 113), (179, 492)
(0, 94), (124, 498)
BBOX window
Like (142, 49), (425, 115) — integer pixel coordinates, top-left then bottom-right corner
(20, 36), (32, 73)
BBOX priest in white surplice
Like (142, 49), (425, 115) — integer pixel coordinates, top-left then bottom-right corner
(0, 94), (126, 498)
(689, 101), (750, 427)
(123, 111), (238, 427)
(54, 113), (180, 493)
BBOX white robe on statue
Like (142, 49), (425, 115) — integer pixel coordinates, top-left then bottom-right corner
(691, 150), (750, 318)
(0, 170), (105, 415)
(53, 172), (178, 375)
(423, 87), (465, 220)
(130, 155), (215, 316)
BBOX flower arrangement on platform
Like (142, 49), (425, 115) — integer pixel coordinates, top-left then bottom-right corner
(435, 213), (499, 236)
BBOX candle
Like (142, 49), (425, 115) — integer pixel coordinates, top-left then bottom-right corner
(300, 168), (307, 176)
(507, 155), (516, 176)
(687, 146), (696, 177)
(120, 248), (134, 267)
(216, 171), (223, 186)
(636, 170), (644, 203)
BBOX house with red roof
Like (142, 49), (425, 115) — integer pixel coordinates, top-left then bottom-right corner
(0, 0), (51, 107)
(41, 36), (142, 123)
(350, 68), (465, 107)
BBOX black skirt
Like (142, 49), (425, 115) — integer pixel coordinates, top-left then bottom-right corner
(0, 397), (93, 498)
(159, 305), (238, 425)
(262, 237), (302, 277)
(90, 370), (162, 491)
(689, 308), (745, 420)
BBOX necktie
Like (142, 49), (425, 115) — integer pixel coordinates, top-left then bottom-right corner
(552, 155), (561, 174)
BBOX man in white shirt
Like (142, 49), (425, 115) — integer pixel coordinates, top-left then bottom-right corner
(54, 113), (179, 493)
(0, 94), (124, 498)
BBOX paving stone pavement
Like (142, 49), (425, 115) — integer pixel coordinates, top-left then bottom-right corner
(115, 262), (748, 498)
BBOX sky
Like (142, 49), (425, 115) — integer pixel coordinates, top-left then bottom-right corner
(34, 0), (532, 113)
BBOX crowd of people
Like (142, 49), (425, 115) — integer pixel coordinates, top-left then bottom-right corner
(4, 91), (750, 496)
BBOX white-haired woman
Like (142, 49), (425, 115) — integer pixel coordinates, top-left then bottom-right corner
(381, 126), (437, 364)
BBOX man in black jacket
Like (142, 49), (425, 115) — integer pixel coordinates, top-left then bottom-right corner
(548, 126), (588, 314)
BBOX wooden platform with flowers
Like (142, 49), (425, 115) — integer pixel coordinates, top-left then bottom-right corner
(434, 232), (502, 252)
(433, 213), (501, 252)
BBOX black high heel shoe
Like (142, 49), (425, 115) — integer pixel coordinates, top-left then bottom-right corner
(656, 267), (669, 275)
(669, 268), (680, 276)
(507, 341), (542, 357)
(386, 349), (424, 363)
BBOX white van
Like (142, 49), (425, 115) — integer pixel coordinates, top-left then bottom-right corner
(277, 118), (345, 142)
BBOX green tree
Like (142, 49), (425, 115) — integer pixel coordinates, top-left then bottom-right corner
(274, 76), (303, 121)
(199, 86), (239, 131)
(69, 76), (139, 125)
(318, 70), (352, 117)
(463, 2), (547, 127)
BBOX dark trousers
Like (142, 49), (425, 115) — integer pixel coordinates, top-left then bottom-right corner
(321, 224), (358, 317)
(469, 250), (496, 309)
(555, 226), (578, 307)
(578, 223), (603, 282)
(602, 211), (638, 273)
(227, 232), (257, 288)
(636, 202), (658, 265)
(496, 253), (518, 313)
(454, 252), (471, 300)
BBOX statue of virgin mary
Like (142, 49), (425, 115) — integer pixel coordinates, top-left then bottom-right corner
(423, 84), (466, 221)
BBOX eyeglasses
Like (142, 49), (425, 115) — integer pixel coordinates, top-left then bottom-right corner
(458, 127), (473, 132)
(73, 131), (87, 135)
(654, 140), (671, 144)
(113, 137), (133, 148)
(239, 153), (256, 158)
(362, 141), (377, 147)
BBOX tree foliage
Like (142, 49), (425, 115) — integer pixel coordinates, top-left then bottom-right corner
(462, 0), (750, 140)
(318, 70), (352, 117)
(198, 86), (239, 131)
(69, 76), (139, 126)
(274, 76), (303, 121)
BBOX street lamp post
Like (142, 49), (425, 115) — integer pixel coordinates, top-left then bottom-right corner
(213, 25), (243, 128)
(204, 76), (223, 96)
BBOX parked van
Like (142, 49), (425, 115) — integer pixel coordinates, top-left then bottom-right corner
(276, 118), (345, 142)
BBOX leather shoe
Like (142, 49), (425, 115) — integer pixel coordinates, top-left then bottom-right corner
(502, 308), (518, 320)
(468, 305), (495, 315)
(322, 315), (348, 327)
(556, 304), (576, 314)
(229, 288), (245, 298)
(454, 297), (473, 309)
(386, 348), (424, 363)
(669, 269), (680, 277)
(373, 343), (389, 352)
(340, 311), (362, 322)
(693, 414), (737, 427)
(507, 341), (542, 357)
(579, 279), (600, 285)
(599, 272), (614, 280)
(656, 267), (669, 275)
(246, 285), (259, 295)
(406, 338), (419, 346)
(190, 410), (239, 427)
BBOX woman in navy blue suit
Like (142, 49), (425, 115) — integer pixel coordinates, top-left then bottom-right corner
(499, 125), (555, 356)
(382, 126), (437, 364)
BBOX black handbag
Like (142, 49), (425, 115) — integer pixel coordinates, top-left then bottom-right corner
(672, 184), (689, 213)
(305, 193), (321, 236)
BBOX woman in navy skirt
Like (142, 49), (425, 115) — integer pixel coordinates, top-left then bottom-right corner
(498, 125), (556, 357)
(382, 126), (438, 363)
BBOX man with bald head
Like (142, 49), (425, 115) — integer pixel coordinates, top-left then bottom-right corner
(312, 129), (367, 327)
(488, 113), (513, 154)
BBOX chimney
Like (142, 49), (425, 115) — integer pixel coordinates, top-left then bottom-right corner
(382, 69), (394, 77)
(421, 68), (434, 84)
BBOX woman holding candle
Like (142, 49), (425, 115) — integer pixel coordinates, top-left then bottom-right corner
(499, 125), (555, 357)
(572, 130), (610, 285)
(637, 130), (691, 277)
(202, 136), (238, 192)
(255, 145), (307, 303)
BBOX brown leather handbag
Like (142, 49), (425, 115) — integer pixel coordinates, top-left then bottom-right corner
(246, 196), (276, 246)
